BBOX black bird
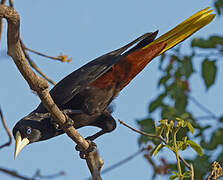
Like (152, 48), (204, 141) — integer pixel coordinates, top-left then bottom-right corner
(13, 7), (215, 159)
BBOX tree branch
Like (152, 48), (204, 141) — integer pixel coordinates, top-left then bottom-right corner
(0, 4), (103, 179)
(0, 107), (12, 149)
(24, 45), (72, 63)
(189, 95), (218, 120)
(101, 147), (146, 175)
(20, 40), (56, 85)
(0, 0), (7, 45)
(0, 167), (65, 180)
(118, 119), (165, 142)
(0, 167), (32, 180)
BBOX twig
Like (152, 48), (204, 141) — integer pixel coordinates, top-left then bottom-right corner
(144, 154), (161, 179)
(119, 119), (193, 177)
(85, 147), (147, 180)
(190, 164), (194, 180)
(24, 46), (72, 63)
(0, 0), (7, 45)
(189, 95), (218, 120)
(179, 156), (191, 169)
(0, 167), (65, 180)
(0, 107), (12, 149)
(0, 0), (7, 4)
(172, 129), (183, 179)
(101, 147), (146, 175)
(9, 0), (13, 7)
(20, 40), (56, 85)
(0, 4), (103, 180)
(118, 119), (165, 142)
(32, 169), (65, 179)
(0, 167), (32, 180)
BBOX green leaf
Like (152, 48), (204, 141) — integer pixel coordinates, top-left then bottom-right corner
(159, 119), (168, 125)
(151, 143), (164, 156)
(200, 128), (223, 150)
(137, 118), (155, 133)
(181, 56), (194, 79)
(164, 125), (170, 139)
(170, 175), (178, 180)
(149, 94), (165, 113)
(185, 122), (194, 134)
(219, 116), (223, 122)
(214, 0), (223, 15)
(177, 140), (188, 151)
(170, 171), (179, 180)
(174, 93), (188, 114)
(137, 118), (156, 145)
(192, 155), (211, 179)
(161, 105), (177, 119)
(158, 74), (171, 87)
(156, 125), (165, 136)
(191, 35), (223, 49)
(210, 35), (223, 46)
(182, 171), (191, 178)
(191, 38), (215, 48)
(201, 59), (217, 89)
(217, 151), (223, 162)
(187, 140), (203, 156)
(164, 144), (174, 151)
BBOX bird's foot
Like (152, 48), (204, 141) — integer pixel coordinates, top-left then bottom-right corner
(50, 118), (61, 130)
(50, 109), (82, 130)
(61, 115), (74, 129)
(75, 139), (97, 159)
(50, 115), (74, 130)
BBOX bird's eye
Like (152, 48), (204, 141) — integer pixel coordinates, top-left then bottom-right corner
(26, 128), (32, 135)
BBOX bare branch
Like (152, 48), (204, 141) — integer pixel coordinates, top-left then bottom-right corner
(0, 0), (7, 5)
(0, 4), (103, 179)
(179, 156), (191, 170)
(9, 0), (13, 7)
(20, 40), (56, 85)
(0, 167), (32, 180)
(0, 107), (12, 149)
(0, 0), (7, 45)
(189, 95), (218, 120)
(101, 147), (145, 175)
(32, 169), (65, 179)
(144, 154), (162, 179)
(85, 147), (147, 180)
(118, 119), (165, 142)
(190, 164), (194, 180)
(0, 167), (65, 180)
(24, 46), (72, 63)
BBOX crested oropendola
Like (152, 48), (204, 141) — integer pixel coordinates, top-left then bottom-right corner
(13, 7), (215, 159)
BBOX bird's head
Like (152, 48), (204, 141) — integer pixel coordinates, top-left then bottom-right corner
(13, 113), (63, 159)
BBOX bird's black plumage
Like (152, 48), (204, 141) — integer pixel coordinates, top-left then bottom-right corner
(13, 32), (159, 147)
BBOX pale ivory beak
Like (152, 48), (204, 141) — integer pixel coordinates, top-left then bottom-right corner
(14, 131), (30, 159)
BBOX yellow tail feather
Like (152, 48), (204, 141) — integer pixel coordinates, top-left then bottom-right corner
(144, 7), (216, 54)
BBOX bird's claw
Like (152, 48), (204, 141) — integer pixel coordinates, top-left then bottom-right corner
(50, 118), (61, 130)
(75, 139), (97, 159)
(61, 115), (74, 129)
(50, 111), (75, 130)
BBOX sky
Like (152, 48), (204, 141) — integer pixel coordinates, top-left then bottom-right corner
(0, 0), (223, 180)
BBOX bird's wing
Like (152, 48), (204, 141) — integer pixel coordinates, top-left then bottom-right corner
(35, 32), (158, 112)
(35, 7), (216, 113)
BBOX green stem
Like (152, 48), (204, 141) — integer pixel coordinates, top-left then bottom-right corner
(173, 129), (183, 180)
